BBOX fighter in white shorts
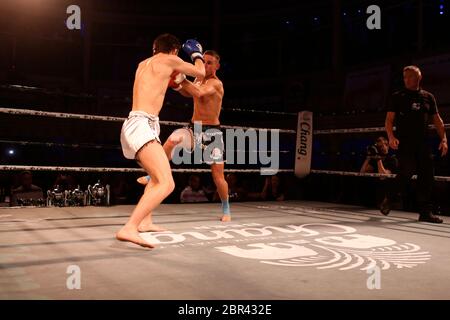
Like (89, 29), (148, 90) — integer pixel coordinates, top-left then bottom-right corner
(116, 34), (205, 248)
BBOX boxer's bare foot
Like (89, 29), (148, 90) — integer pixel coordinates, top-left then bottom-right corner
(116, 227), (155, 248)
(138, 223), (168, 233)
(138, 214), (164, 232)
(221, 215), (231, 222)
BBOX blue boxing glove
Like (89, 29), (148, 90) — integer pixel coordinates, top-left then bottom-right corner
(182, 39), (204, 62)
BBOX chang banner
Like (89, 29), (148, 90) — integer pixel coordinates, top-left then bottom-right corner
(295, 111), (313, 178)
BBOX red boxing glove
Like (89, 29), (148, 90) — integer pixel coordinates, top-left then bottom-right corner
(168, 71), (186, 91)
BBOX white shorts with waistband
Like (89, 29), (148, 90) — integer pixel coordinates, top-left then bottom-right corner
(120, 111), (161, 160)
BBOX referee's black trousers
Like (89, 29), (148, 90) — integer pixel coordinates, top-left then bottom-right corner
(388, 143), (435, 212)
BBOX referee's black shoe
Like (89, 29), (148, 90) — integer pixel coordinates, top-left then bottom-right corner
(418, 208), (443, 224)
(380, 196), (392, 216)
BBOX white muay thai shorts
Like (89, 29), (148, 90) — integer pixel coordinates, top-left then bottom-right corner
(120, 110), (161, 160)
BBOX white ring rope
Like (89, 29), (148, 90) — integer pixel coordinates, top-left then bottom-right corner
(311, 169), (450, 182)
(0, 139), (292, 153)
(1, 165), (450, 182)
(0, 84), (95, 98)
(0, 107), (296, 133)
(314, 126), (387, 134)
(224, 107), (297, 116)
(314, 124), (450, 135)
(0, 165), (294, 174)
(0, 139), (121, 150)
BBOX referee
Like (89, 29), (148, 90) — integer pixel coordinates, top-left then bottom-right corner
(381, 65), (448, 223)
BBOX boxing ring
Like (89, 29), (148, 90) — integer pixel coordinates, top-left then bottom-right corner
(1, 103), (450, 300)
(1, 201), (450, 299)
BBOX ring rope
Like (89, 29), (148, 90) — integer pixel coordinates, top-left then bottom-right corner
(224, 107), (297, 116)
(0, 107), (296, 133)
(0, 140), (121, 150)
(311, 169), (450, 182)
(1, 165), (450, 181)
(0, 84), (95, 98)
(0, 165), (294, 174)
(0, 139), (292, 153)
(314, 124), (450, 135)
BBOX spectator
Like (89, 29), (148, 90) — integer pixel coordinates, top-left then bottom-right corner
(260, 174), (285, 201)
(54, 173), (77, 191)
(359, 136), (398, 207)
(213, 173), (248, 202)
(110, 175), (131, 205)
(10, 171), (43, 206)
(180, 175), (209, 203)
(360, 136), (398, 176)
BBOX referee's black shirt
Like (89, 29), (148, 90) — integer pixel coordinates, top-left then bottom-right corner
(387, 88), (438, 146)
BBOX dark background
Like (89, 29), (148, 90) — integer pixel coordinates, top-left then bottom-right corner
(0, 0), (449, 211)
